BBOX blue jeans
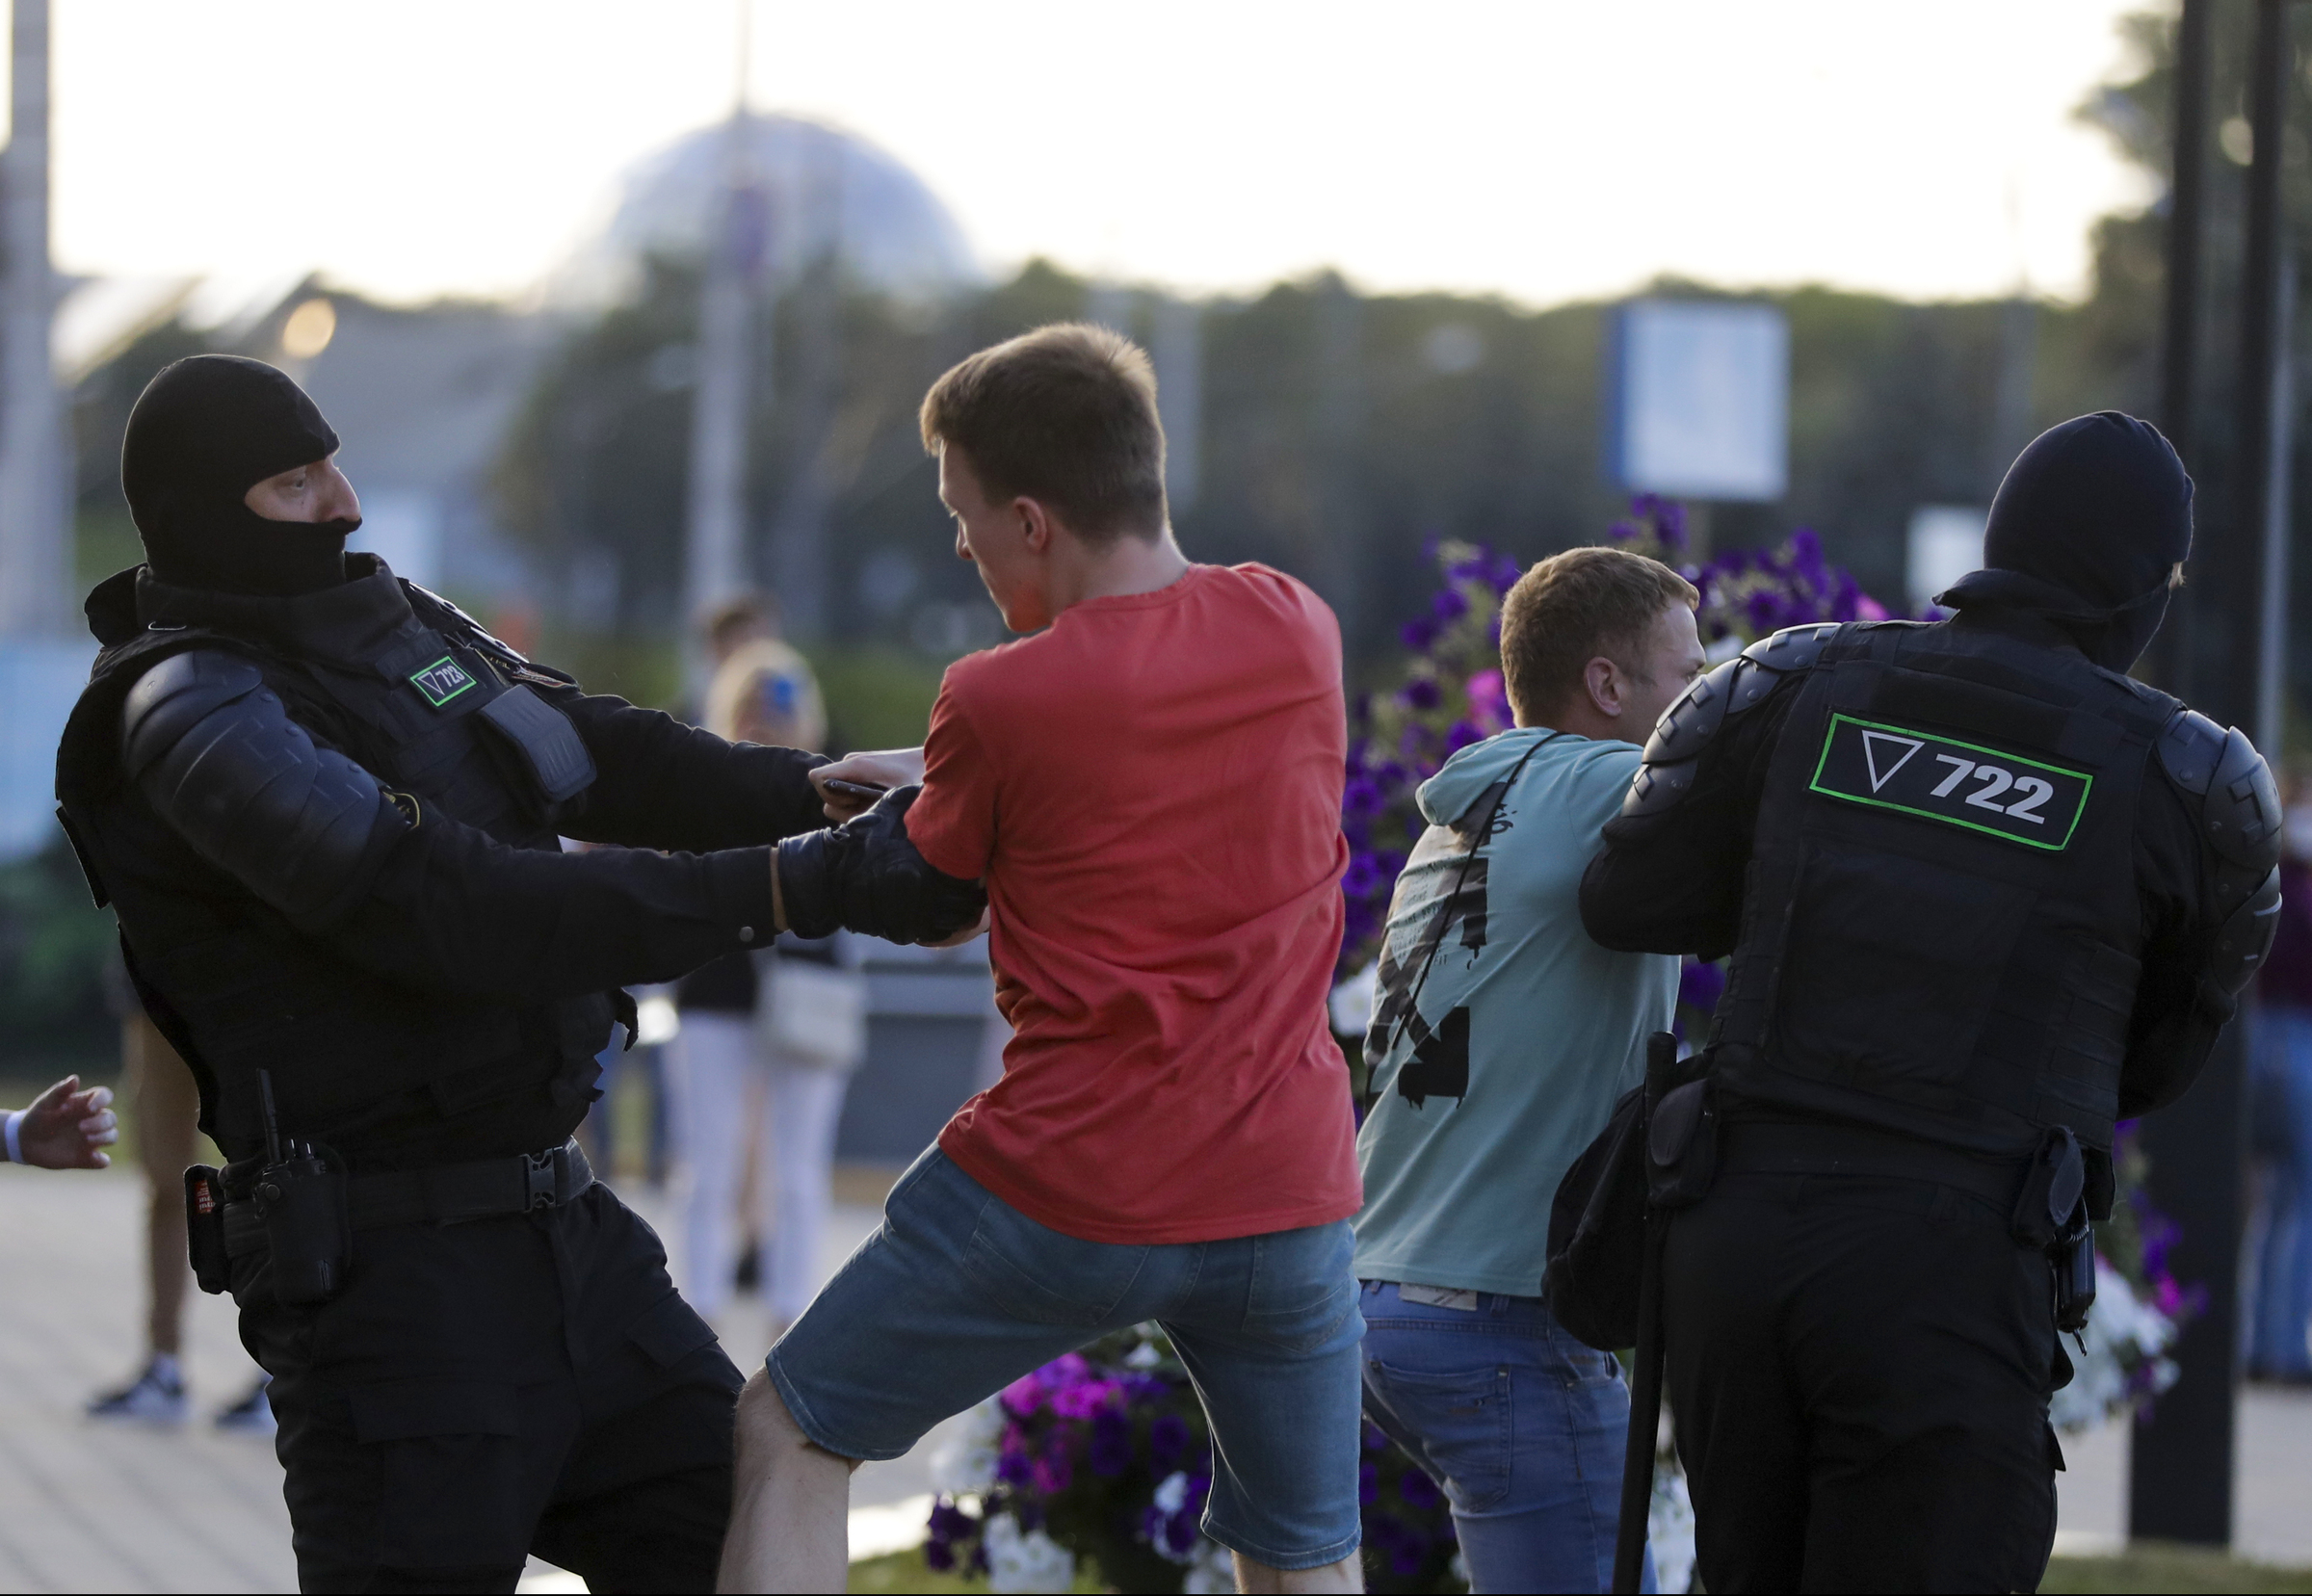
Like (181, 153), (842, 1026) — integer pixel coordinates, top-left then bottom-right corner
(1359, 1281), (1656, 1595)
(2251, 1004), (2312, 1374)
(769, 1146), (1366, 1570)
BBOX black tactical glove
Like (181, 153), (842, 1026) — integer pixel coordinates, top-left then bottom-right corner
(775, 784), (987, 945)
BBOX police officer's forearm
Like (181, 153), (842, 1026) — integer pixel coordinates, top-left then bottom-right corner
(554, 693), (828, 850)
(324, 818), (775, 1001)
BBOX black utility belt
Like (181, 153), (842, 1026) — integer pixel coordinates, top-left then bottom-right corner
(1716, 1119), (2026, 1210)
(188, 1139), (596, 1304)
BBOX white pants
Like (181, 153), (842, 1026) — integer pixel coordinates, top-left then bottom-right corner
(666, 1010), (852, 1321)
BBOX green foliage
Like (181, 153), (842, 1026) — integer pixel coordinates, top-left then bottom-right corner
(2038, 1544), (2312, 1594)
(808, 646), (947, 757)
(0, 840), (118, 1075)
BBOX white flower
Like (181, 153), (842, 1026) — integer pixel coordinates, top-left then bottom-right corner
(1152, 1470), (1191, 1514)
(983, 1512), (1078, 1595)
(1649, 1460), (1697, 1596)
(928, 1398), (1008, 1495)
(1124, 1339), (1163, 1370)
(2050, 1262), (2180, 1433)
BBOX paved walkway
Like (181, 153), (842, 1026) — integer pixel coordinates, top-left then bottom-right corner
(0, 1161), (948, 1594)
(4, 1158), (2307, 1592)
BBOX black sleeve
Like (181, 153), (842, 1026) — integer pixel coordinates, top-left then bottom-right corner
(317, 813), (776, 1004)
(2117, 781), (2239, 1118)
(546, 686), (828, 851)
(123, 650), (775, 1005)
(1577, 676), (1800, 959)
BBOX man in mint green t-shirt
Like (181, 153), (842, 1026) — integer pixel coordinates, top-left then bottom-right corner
(1354, 546), (1702, 1595)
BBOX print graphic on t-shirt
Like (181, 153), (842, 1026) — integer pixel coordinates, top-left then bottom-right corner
(1807, 713), (2091, 850)
(1367, 778), (1516, 1110)
(1397, 1006), (1470, 1109)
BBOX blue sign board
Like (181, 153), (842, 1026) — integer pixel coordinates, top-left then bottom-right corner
(1607, 299), (1790, 502)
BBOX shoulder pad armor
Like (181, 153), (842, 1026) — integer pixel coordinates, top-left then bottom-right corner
(2160, 711), (2282, 874)
(1643, 658), (1736, 766)
(1741, 622), (1842, 674)
(1621, 754), (1697, 820)
(120, 651), (266, 779)
(125, 652), (401, 928)
(2155, 707), (2226, 796)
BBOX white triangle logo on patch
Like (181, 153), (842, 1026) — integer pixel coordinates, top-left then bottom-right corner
(1860, 730), (1925, 792)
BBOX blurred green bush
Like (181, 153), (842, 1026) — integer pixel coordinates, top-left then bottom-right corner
(0, 838), (118, 1076)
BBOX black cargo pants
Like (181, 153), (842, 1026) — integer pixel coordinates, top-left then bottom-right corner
(232, 1182), (743, 1594)
(1661, 1167), (2065, 1594)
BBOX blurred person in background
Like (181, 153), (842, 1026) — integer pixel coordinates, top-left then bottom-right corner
(1, 1072), (118, 1166)
(2248, 772), (2312, 1384)
(670, 594), (864, 1332)
(49, 354), (946, 1592)
(1353, 548), (1700, 1593)
(85, 1004), (274, 1429)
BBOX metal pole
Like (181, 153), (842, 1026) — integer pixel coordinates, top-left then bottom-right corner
(682, 3), (764, 692)
(2144, 0), (2212, 691)
(0, 0), (66, 639)
(2130, 0), (2293, 1550)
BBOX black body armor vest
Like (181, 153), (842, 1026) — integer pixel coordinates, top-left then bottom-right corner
(1708, 620), (2176, 1157)
(55, 560), (617, 1164)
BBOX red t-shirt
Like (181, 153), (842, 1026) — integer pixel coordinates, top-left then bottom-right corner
(906, 563), (1360, 1245)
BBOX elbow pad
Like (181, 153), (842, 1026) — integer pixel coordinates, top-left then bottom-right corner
(775, 785), (986, 945)
(2157, 709), (2284, 997)
(121, 651), (406, 929)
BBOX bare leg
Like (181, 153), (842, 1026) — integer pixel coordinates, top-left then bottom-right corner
(716, 1369), (857, 1593)
(1234, 1552), (1364, 1593)
(128, 1014), (199, 1359)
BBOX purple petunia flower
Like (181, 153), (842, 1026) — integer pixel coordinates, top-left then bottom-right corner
(1343, 854), (1383, 899)
(1149, 1412), (1191, 1470)
(1050, 1378), (1120, 1420)
(1089, 1409), (1133, 1478)
(1359, 1461), (1379, 1504)
(996, 1449), (1033, 1487)
(1444, 720), (1484, 753)
(1402, 616), (1439, 652)
(1678, 959), (1726, 1014)
(1403, 677), (1442, 711)
(1399, 1468), (1443, 1510)
(1432, 588), (1469, 624)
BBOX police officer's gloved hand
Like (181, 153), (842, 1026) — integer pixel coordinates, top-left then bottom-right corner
(775, 784), (987, 945)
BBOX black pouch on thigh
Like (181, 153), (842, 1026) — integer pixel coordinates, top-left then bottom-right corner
(1647, 1077), (1718, 1210)
(348, 1379), (536, 1570)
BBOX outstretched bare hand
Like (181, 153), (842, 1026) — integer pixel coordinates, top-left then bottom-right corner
(15, 1075), (118, 1170)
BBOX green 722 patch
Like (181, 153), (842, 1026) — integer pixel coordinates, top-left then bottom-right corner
(1807, 713), (2091, 850)
(407, 655), (477, 709)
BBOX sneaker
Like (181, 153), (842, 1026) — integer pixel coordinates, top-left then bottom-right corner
(214, 1374), (276, 1434)
(87, 1359), (188, 1425)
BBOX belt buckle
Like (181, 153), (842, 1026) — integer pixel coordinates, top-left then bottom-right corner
(524, 1150), (559, 1211)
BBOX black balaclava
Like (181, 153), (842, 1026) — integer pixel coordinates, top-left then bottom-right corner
(121, 354), (361, 598)
(1937, 411), (2193, 672)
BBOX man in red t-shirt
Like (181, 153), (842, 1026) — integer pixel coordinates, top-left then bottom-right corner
(718, 325), (1364, 1593)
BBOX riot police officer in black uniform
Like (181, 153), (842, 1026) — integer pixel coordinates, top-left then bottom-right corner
(54, 355), (983, 1593)
(1579, 412), (2281, 1592)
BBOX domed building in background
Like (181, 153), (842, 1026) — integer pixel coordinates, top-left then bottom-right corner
(552, 111), (981, 305)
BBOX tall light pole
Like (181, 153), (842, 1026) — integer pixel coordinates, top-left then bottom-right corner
(682, 3), (770, 692)
(0, 0), (66, 640)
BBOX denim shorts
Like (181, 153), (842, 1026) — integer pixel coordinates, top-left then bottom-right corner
(767, 1146), (1365, 1570)
(1360, 1281), (1655, 1595)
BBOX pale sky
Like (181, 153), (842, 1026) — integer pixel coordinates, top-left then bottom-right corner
(42, 0), (2158, 310)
